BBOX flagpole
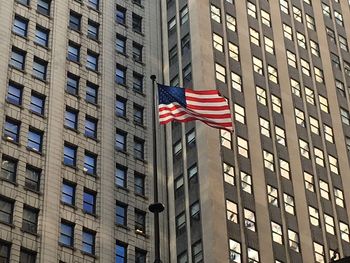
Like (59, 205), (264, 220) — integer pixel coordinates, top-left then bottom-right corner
(149, 75), (164, 263)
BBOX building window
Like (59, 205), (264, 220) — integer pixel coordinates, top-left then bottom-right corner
(226, 200), (238, 223)
(261, 9), (271, 27)
(210, 4), (221, 23)
(306, 14), (315, 30)
(339, 222), (350, 242)
(241, 171), (252, 194)
(33, 57), (47, 80)
(132, 13), (142, 33)
(299, 139), (310, 159)
(314, 67), (324, 83)
(174, 175), (184, 198)
(244, 209), (256, 232)
(86, 82), (98, 104)
(237, 137), (249, 158)
(4, 117), (20, 142)
(85, 116), (97, 139)
(30, 92), (45, 115)
(116, 97), (127, 117)
(87, 20), (99, 40)
(82, 229), (95, 255)
(295, 108), (305, 127)
(213, 33), (223, 52)
(182, 35), (191, 54)
(133, 42), (143, 62)
(13, 15), (28, 37)
(88, 0), (99, 10)
(296, 32), (306, 48)
(168, 17), (176, 35)
(253, 56), (263, 75)
(226, 14), (236, 31)
(133, 72), (143, 93)
(86, 51), (98, 71)
(67, 42), (80, 62)
(308, 206), (319, 226)
(66, 72), (79, 95)
(287, 51), (297, 68)
(17, 0), (29, 5)
(279, 159), (290, 179)
(186, 129), (196, 146)
(35, 25), (49, 47)
(334, 188), (344, 207)
(324, 214), (335, 234)
(223, 162), (235, 185)
(264, 36), (274, 54)
(116, 65), (126, 85)
(116, 6), (126, 24)
(288, 230), (299, 252)
(275, 126), (285, 146)
(133, 104), (144, 125)
(116, 165), (127, 188)
(84, 152), (97, 175)
(309, 116), (320, 135)
(229, 42), (239, 61)
(27, 128), (43, 152)
(169, 46), (178, 65)
(63, 144), (77, 167)
(83, 189), (96, 214)
(190, 202), (200, 222)
(310, 40), (320, 57)
(328, 155), (339, 174)
(180, 5), (189, 24)
(25, 165), (40, 191)
(229, 239), (241, 262)
(116, 202), (127, 226)
(234, 104), (245, 124)
(280, 0), (289, 14)
(267, 185), (279, 207)
(69, 11), (81, 31)
(22, 206), (38, 233)
(339, 35), (349, 51)
(134, 137), (144, 160)
(37, 0), (50, 16)
(283, 193), (295, 215)
(247, 248), (260, 263)
(304, 171), (314, 192)
(10, 47), (26, 70)
(250, 28), (260, 46)
(215, 63), (226, 83)
(247, 1), (257, 18)
(65, 107), (78, 130)
(0, 197), (13, 224)
(314, 242), (324, 263)
(1, 156), (17, 182)
(183, 64), (192, 86)
(221, 129), (232, 149)
(20, 248), (36, 263)
(115, 130), (127, 152)
(256, 86), (266, 105)
(59, 221), (74, 247)
(134, 172), (145, 196)
(283, 23), (293, 40)
(319, 180), (330, 200)
(176, 212), (186, 235)
(271, 221), (283, 244)
(6, 81), (22, 105)
(268, 65), (278, 83)
(135, 210), (146, 234)
(341, 108), (350, 125)
(188, 164), (198, 182)
(178, 252), (188, 263)
(61, 180), (75, 205)
(231, 72), (242, 92)
(116, 242), (127, 263)
(263, 150), (274, 171)
(322, 4), (331, 17)
(192, 241), (203, 263)
(314, 147), (324, 167)
(135, 249), (147, 263)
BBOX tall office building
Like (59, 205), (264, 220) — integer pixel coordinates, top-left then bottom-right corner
(0, 0), (164, 262)
(162, 0), (350, 262)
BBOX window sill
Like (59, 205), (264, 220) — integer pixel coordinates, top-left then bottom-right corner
(5, 99), (23, 108)
(135, 230), (149, 238)
(133, 121), (146, 129)
(133, 30), (144, 36)
(116, 149), (129, 155)
(133, 58), (144, 65)
(12, 31), (29, 40)
(64, 125), (79, 133)
(116, 115), (129, 122)
(135, 193), (148, 200)
(67, 59), (82, 66)
(23, 186), (41, 195)
(115, 224), (130, 231)
(133, 89), (146, 97)
(65, 90), (80, 99)
(116, 82), (128, 89)
(84, 134), (99, 142)
(82, 211), (98, 218)
(32, 75), (48, 84)
(83, 171), (98, 178)
(29, 110), (45, 118)
(132, 1), (144, 8)
(81, 251), (97, 258)
(68, 27), (82, 35)
(116, 186), (129, 192)
(59, 243), (75, 250)
(21, 228), (39, 236)
(36, 10), (52, 19)
(26, 146), (43, 155)
(9, 64), (26, 73)
(116, 22), (128, 28)
(61, 201), (78, 210)
(0, 221), (15, 229)
(116, 51), (128, 57)
(62, 162), (77, 170)
(0, 177), (18, 186)
(3, 136), (20, 145)
(87, 35), (100, 43)
(86, 100), (99, 108)
(34, 42), (50, 51)
(87, 5), (100, 13)
(134, 157), (147, 164)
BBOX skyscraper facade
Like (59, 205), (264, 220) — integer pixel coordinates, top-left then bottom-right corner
(0, 0), (163, 262)
(163, 0), (350, 262)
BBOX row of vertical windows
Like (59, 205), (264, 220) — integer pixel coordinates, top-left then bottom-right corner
(0, 241), (37, 263)
(229, 239), (260, 263)
(66, 73), (99, 104)
(116, 5), (143, 33)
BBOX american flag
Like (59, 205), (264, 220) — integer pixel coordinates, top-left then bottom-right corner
(158, 84), (233, 131)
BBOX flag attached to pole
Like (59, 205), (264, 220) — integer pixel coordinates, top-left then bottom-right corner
(158, 84), (233, 131)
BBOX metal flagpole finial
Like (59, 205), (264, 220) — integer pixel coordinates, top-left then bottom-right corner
(150, 75), (157, 81)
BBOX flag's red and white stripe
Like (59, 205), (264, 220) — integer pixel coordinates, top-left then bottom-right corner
(159, 89), (233, 131)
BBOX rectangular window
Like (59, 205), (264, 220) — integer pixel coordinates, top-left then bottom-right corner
(0, 197), (14, 224)
(33, 57), (47, 80)
(176, 212), (186, 235)
(65, 107), (78, 130)
(134, 137), (144, 160)
(59, 221), (74, 247)
(283, 193), (295, 215)
(213, 33), (223, 52)
(299, 139), (309, 158)
(135, 209), (146, 234)
(210, 5), (221, 23)
(116, 6), (126, 24)
(132, 13), (142, 33)
(116, 242), (127, 263)
(190, 202), (200, 222)
(135, 249), (147, 263)
(263, 150), (274, 171)
(215, 63), (226, 83)
(20, 248), (36, 263)
(267, 185), (279, 207)
(253, 56), (263, 75)
(237, 137), (249, 158)
(133, 104), (144, 125)
(4, 117), (20, 142)
(86, 82), (98, 104)
(247, 2), (257, 18)
(309, 206), (319, 226)
(314, 242), (324, 263)
(82, 229), (95, 255)
(133, 72), (143, 93)
(66, 72), (79, 95)
(10, 47), (26, 70)
(69, 11), (81, 31)
(13, 15), (28, 37)
(334, 188), (344, 207)
(247, 247), (260, 263)
(241, 171), (252, 194)
(35, 26), (49, 47)
(271, 221), (283, 244)
(132, 42), (143, 62)
(288, 229), (300, 252)
(180, 6), (189, 24)
(63, 143), (77, 167)
(37, 0), (50, 16)
(229, 42), (239, 61)
(229, 239), (241, 263)
(226, 14), (236, 31)
(115, 130), (127, 151)
(67, 41), (80, 62)
(192, 241), (203, 263)
(25, 165), (40, 191)
(116, 97), (126, 117)
(279, 159), (290, 179)
(87, 20), (99, 40)
(1, 156), (17, 182)
(86, 51), (98, 71)
(244, 209), (256, 231)
(22, 206), (38, 233)
(83, 189), (96, 214)
(84, 152), (97, 175)
(88, 0), (99, 10)
(116, 202), (127, 226)
(27, 128), (43, 152)
(181, 34), (191, 53)
(30, 92), (45, 115)
(85, 116), (97, 139)
(61, 180), (75, 205)
(116, 165), (127, 187)
(183, 64), (192, 86)
(134, 172), (145, 196)
(6, 81), (22, 105)
(226, 200), (238, 223)
(116, 65), (126, 85)
(304, 171), (314, 192)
